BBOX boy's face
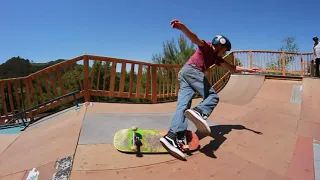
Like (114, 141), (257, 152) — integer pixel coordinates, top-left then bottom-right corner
(217, 47), (227, 57)
(212, 44), (228, 56)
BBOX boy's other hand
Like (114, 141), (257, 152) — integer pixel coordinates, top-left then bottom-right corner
(247, 68), (261, 73)
(170, 19), (185, 30)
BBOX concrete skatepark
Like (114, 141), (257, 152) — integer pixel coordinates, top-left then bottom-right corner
(0, 74), (319, 180)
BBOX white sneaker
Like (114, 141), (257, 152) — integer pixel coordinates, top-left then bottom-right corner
(184, 108), (211, 136)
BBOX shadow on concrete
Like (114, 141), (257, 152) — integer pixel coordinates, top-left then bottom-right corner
(195, 125), (263, 159)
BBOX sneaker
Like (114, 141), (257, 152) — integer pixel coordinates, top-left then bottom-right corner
(160, 132), (186, 160)
(184, 107), (211, 136)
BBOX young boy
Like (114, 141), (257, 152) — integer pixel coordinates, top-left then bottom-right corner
(160, 19), (260, 160)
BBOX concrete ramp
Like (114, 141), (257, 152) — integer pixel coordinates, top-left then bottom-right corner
(217, 74), (265, 106)
(298, 77), (320, 141)
(300, 77), (320, 123)
(244, 78), (302, 117)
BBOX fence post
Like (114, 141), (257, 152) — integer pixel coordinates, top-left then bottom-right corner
(281, 52), (286, 75)
(151, 65), (157, 104)
(83, 55), (90, 102)
(22, 78), (33, 121)
(250, 51), (253, 68)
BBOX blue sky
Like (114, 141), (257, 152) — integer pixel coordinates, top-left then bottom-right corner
(0, 0), (319, 64)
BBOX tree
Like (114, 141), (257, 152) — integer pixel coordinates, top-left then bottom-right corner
(266, 36), (299, 73)
(234, 58), (243, 66)
(279, 36), (299, 52)
(151, 34), (196, 65)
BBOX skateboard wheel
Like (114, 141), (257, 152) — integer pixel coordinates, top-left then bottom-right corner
(131, 145), (137, 151)
(131, 126), (138, 131)
(183, 145), (190, 149)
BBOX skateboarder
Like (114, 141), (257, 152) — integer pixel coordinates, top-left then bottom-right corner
(160, 19), (260, 160)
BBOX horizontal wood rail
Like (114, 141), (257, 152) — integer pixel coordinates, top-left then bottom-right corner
(0, 50), (315, 125)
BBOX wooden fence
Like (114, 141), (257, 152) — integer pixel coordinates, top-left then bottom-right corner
(0, 50), (314, 124)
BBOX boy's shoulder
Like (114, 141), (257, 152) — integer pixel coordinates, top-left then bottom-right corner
(198, 40), (212, 50)
(202, 40), (212, 46)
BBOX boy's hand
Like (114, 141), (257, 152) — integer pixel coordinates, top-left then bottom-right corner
(235, 66), (262, 73)
(247, 68), (261, 73)
(170, 19), (185, 30)
(169, 19), (204, 47)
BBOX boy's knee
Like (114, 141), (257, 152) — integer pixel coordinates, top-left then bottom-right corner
(177, 101), (192, 111)
(215, 95), (220, 103)
(210, 93), (219, 103)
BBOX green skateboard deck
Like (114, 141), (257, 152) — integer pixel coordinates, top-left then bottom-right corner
(113, 126), (199, 153)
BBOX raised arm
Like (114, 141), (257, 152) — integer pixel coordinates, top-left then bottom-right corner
(220, 60), (261, 73)
(170, 19), (205, 47)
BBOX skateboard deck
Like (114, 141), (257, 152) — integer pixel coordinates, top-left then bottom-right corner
(113, 126), (199, 154)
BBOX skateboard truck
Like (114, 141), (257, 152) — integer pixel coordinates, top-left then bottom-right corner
(131, 126), (143, 157)
(182, 142), (190, 151)
(179, 131), (191, 155)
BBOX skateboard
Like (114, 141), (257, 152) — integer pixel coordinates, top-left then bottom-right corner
(113, 126), (200, 154)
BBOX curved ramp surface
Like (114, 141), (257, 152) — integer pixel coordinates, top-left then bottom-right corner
(0, 75), (319, 180)
(217, 74), (265, 106)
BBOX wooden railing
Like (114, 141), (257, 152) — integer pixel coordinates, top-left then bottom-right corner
(0, 50), (314, 124)
(233, 50), (313, 76)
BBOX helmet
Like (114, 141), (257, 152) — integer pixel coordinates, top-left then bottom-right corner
(212, 35), (231, 51)
(313, 36), (318, 41)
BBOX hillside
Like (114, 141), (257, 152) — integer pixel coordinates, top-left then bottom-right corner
(0, 56), (65, 79)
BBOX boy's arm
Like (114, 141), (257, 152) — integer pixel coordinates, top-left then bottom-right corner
(179, 25), (205, 47)
(220, 61), (236, 72)
(220, 60), (255, 73)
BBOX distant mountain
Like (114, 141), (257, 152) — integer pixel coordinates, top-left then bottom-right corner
(0, 56), (65, 79)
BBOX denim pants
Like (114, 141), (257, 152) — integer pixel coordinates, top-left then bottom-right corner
(316, 58), (320, 77)
(169, 64), (220, 133)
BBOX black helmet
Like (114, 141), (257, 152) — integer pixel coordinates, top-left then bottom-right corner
(212, 35), (231, 51)
(313, 36), (318, 41)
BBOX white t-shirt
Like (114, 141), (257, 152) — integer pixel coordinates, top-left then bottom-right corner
(313, 42), (320, 59)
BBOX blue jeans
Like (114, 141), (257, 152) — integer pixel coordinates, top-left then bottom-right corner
(169, 64), (220, 133)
